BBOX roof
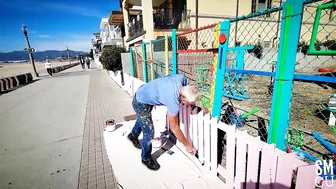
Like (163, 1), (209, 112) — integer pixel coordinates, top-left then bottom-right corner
(108, 11), (124, 25)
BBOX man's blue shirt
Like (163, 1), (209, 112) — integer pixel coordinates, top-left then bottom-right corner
(135, 74), (187, 116)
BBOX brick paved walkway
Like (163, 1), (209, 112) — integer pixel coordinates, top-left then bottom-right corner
(77, 65), (135, 189)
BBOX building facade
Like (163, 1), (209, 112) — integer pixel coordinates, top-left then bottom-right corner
(120, 0), (335, 49)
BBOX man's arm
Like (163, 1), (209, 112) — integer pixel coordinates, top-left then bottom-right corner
(167, 112), (189, 147)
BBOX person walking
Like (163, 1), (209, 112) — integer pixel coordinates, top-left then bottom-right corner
(127, 74), (200, 171)
(79, 56), (85, 69)
(45, 59), (53, 77)
(85, 57), (91, 69)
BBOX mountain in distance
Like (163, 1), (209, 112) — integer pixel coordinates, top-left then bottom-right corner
(0, 50), (87, 62)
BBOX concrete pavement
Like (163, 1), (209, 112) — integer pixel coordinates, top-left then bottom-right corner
(0, 62), (134, 189)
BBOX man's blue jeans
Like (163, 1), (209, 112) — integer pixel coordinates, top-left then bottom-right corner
(130, 94), (154, 161)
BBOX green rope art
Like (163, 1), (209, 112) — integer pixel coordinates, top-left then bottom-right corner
(286, 128), (304, 149)
(195, 60), (213, 110)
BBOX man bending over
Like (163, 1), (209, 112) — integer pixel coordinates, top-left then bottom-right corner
(127, 74), (200, 171)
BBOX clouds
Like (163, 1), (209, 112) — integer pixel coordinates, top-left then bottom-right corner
(38, 35), (50, 38)
(33, 40), (92, 52)
(1, 1), (107, 18)
(45, 3), (106, 18)
(31, 34), (92, 52)
(0, 32), (92, 52)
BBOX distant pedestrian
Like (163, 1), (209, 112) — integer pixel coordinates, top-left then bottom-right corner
(45, 59), (53, 76)
(86, 57), (91, 69)
(79, 56), (85, 69)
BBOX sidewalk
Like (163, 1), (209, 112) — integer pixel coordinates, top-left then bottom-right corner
(0, 64), (90, 189)
(77, 62), (135, 189)
(0, 61), (134, 189)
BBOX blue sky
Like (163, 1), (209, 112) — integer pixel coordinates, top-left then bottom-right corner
(0, 0), (119, 52)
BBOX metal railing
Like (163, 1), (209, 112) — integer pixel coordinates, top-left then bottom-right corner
(127, 14), (144, 40)
(153, 8), (191, 29)
(127, 8), (190, 41)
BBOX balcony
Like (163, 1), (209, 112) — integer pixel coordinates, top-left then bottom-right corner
(127, 14), (145, 42)
(153, 8), (190, 29)
(126, 8), (190, 42)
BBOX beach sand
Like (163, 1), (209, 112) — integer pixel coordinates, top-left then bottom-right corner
(0, 61), (78, 78)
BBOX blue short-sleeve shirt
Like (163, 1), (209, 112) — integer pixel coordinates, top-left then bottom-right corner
(135, 74), (187, 116)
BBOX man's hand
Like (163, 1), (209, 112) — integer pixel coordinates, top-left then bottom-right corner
(185, 142), (197, 156)
(167, 112), (197, 156)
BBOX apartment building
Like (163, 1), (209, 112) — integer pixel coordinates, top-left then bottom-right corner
(121, 0), (335, 49)
(91, 32), (101, 55)
(100, 17), (124, 48)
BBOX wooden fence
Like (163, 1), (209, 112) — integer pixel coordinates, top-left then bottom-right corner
(176, 104), (332, 189)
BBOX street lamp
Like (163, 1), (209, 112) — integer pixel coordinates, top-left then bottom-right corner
(66, 47), (71, 64)
(22, 24), (39, 77)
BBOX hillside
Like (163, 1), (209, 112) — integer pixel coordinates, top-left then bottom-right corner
(0, 50), (86, 61)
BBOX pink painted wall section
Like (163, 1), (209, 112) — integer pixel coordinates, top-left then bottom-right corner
(274, 153), (295, 189)
(176, 104), (324, 189)
(246, 135), (261, 189)
(259, 142), (275, 189)
(203, 113), (211, 169)
(234, 130), (248, 189)
(296, 165), (320, 189)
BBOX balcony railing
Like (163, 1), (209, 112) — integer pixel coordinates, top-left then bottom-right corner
(153, 8), (191, 29)
(127, 14), (145, 41)
(126, 8), (191, 42)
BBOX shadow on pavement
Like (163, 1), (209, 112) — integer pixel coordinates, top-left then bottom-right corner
(243, 181), (296, 189)
(151, 130), (177, 160)
(0, 68), (94, 96)
(124, 114), (137, 121)
(0, 79), (40, 96)
(36, 69), (93, 80)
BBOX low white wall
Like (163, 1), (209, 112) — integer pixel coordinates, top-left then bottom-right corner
(94, 55), (102, 67)
(108, 70), (123, 88)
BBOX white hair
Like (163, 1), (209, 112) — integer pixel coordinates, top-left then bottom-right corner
(181, 85), (200, 103)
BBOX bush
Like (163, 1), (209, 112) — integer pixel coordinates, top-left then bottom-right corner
(315, 39), (322, 51)
(99, 45), (126, 71)
(301, 44), (309, 56)
(246, 42), (263, 59)
(322, 39), (336, 50)
(253, 43), (263, 59)
(297, 40), (306, 52)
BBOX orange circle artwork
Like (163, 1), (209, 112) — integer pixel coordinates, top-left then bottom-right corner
(219, 34), (226, 44)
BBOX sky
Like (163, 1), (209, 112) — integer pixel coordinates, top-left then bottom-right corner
(0, 0), (120, 52)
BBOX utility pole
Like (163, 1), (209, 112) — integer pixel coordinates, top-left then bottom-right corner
(235, 0), (240, 46)
(66, 47), (71, 64)
(22, 24), (39, 77)
(195, 0), (199, 49)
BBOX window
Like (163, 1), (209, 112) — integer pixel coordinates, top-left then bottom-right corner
(266, 0), (272, 9)
(251, 0), (257, 13)
(266, 0), (272, 17)
(251, 0), (272, 14)
(329, 6), (336, 21)
(258, 0), (266, 12)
